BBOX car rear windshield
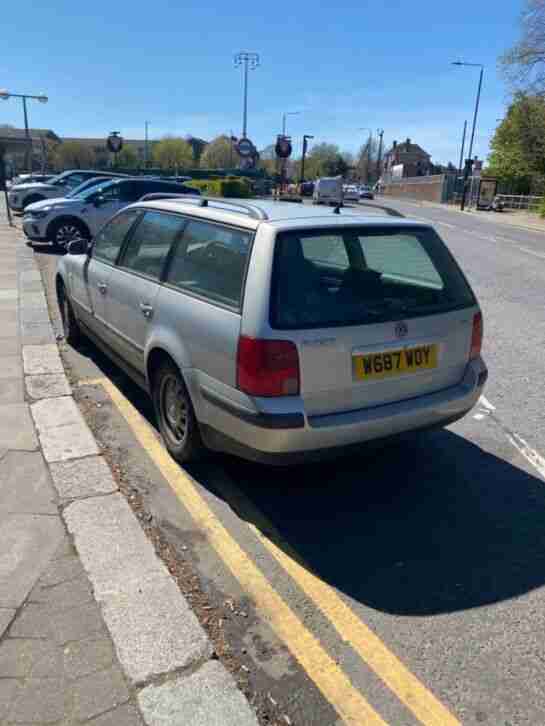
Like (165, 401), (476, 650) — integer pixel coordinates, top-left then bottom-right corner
(270, 225), (476, 329)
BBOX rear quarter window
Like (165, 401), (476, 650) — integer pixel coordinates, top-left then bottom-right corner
(165, 219), (252, 309)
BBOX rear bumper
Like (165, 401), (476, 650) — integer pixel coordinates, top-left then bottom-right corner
(197, 357), (488, 464)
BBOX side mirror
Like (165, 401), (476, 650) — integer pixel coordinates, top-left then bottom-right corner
(67, 238), (88, 255)
(93, 195), (105, 207)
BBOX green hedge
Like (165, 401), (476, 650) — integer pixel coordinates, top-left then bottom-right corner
(187, 177), (252, 198)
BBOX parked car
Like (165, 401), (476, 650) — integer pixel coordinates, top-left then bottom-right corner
(343, 185), (360, 203)
(299, 181), (315, 197)
(9, 173), (55, 188)
(7, 170), (128, 212)
(313, 177), (343, 206)
(23, 177), (199, 248)
(359, 185), (374, 200)
(56, 198), (487, 466)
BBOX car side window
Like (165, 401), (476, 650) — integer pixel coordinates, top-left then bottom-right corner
(118, 211), (184, 280)
(93, 209), (141, 265)
(166, 220), (252, 308)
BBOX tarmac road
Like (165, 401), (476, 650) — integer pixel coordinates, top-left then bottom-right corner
(32, 197), (545, 726)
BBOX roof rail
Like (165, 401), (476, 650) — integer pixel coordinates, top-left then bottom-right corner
(139, 192), (200, 202)
(141, 194), (269, 221)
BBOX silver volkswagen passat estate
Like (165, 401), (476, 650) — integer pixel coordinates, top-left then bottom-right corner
(56, 198), (487, 465)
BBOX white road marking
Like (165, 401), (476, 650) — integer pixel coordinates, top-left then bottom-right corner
(479, 395), (496, 411)
(436, 221), (456, 229)
(476, 395), (545, 480)
(517, 246), (545, 260)
(507, 432), (545, 480)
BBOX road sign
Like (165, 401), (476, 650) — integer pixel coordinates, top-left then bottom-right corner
(275, 136), (292, 159)
(107, 133), (123, 153)
(236, 137), (255, 158)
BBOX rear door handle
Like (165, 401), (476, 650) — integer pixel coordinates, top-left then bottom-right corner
(139, 302), (154, 318)
(97, 282), (108, 294)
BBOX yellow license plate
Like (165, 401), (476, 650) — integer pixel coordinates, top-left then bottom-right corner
(353, 344), (438, 381)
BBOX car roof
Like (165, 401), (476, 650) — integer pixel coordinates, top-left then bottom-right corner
(133, 197), (430, 232)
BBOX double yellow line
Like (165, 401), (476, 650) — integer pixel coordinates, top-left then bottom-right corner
(90, 376), (460, 726)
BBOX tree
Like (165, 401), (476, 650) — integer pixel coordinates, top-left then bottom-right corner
(116, 145), (138, 169)
(488, 93), (545, 192)
(500, 0), (545, 94)
(54, 141), (96, 169)
(355, 139), (379, 182)
(200, 135), (234, 169)
(152, 136), (193, 172)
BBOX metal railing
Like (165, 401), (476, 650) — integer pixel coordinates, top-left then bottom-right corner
(495, 194), (543, 211)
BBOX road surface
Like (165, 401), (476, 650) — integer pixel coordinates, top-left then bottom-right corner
(30, 198), (545, 726)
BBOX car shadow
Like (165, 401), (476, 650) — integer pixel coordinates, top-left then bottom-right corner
(70, 337), (545, 617)
(206, 429), (545, 617)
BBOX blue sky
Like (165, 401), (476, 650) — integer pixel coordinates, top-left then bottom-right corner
(2, 0), (522, 164)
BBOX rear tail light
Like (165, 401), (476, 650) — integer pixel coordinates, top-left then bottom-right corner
(469, 312), (483, 360)
(237, 336), (300, 397)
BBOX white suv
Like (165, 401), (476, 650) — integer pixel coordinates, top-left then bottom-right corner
(56, 197), (487, 465)
(23, 177), (199, 248)
(7, 170), (118, 212)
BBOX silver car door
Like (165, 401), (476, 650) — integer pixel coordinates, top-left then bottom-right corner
(84, 208), (142, 343)
(103, 210), (185, 373)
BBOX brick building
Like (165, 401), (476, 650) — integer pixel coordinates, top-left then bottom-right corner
(383, 138), (432, 178)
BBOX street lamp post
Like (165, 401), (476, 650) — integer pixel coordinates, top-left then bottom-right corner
(282, 111), (301, 136)
(234, 52), (260, 139)
(300, 134), (314, 183)
(452, 62), (484, 210)
(0, 90), (48, 173)
(376, 128), (384, 182)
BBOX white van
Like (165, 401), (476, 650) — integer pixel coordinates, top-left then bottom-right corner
(313, 176), (344, 206)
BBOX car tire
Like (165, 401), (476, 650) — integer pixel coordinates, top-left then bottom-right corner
(152, 360), (205, 464)
(22, 194), (45, 209)
(49, 218), (90, 250)
(57, 282), (81, 346)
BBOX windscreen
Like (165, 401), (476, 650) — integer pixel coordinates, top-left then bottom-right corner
(271, 225), (475, 329)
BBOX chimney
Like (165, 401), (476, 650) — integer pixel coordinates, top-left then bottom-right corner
(406, 137), (411, 146)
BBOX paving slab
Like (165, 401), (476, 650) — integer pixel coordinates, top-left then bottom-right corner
(0, 608), (15, 638)
(0, 288), (18, 300)
(0, 335), (21, 355)
(65, 494), (212, 684)
(23, 343), (63, 375)
(20, 306), (50, 325)
(7, 677), (65, 723)
(0, 451), (57, 514)
(31, 396), (99, 462)
(38, 421), (100, 462)
(0, 354), (22, 379)
(64, 635), (116, 679)
(0, 403), (38, 451)
(72, 665), (130, 721)
(50, 456), (117, 500)
(19, 291), (47, 309)
(0, 514), (64, 608)
(0, 376), (24, 402)
(21, 326), (57, 345)
(0, 679), (21, 720)
(138, 661), (259, 726)
(0, 307), (18, 323)
(87, 703), (144, 726)
(19, 269), (41, 283)
(26, 372), (71, 399)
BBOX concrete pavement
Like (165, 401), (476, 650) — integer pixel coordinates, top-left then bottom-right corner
(0, 210), (259, 725)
